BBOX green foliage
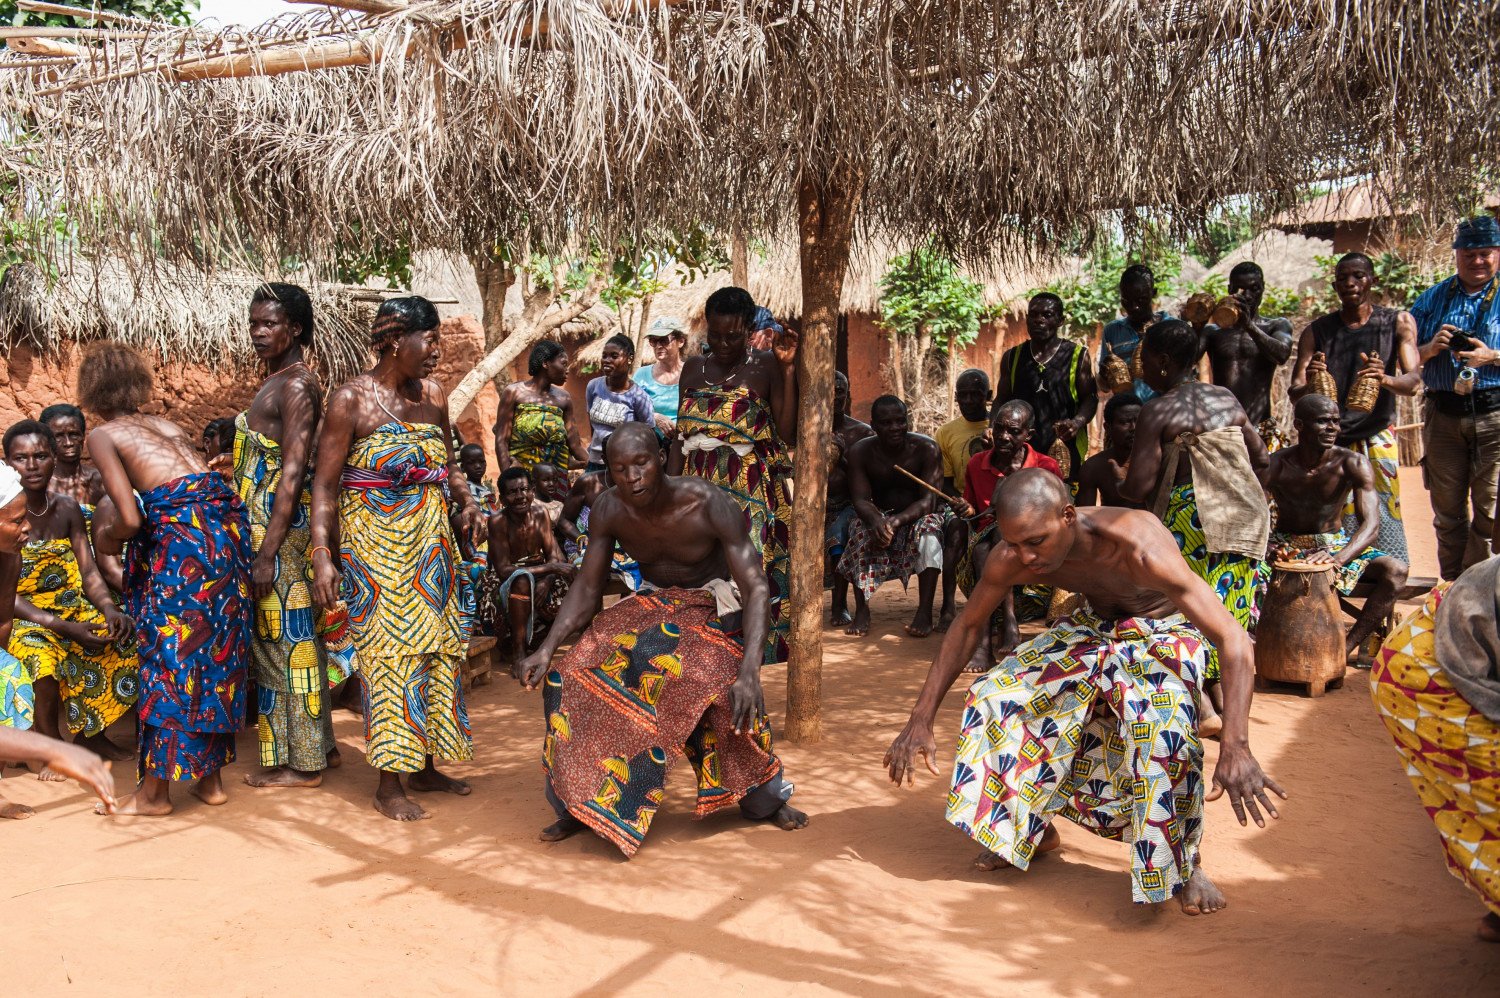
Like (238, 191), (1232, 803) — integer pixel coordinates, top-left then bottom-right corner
(1186, 207), (1255, 267)
(3, 0), (197, 28)
(1312, 251), (1445, 311)
(600, 227), (727, 311)
(1037, 238), (1184, 340)
(877, 245), (985, 352)
(332, 241), (413, 289)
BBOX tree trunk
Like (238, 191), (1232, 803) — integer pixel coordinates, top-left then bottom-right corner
(634, 292), (655, 369)
(785, 170), (862, 743)
(947, 339), (959, 421)
(731, 228), (748, 288)
(470, 247), (515, 352)
(888, 326), (905, 399)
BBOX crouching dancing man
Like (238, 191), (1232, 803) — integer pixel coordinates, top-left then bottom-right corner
(518, 424), (807, 856)
(884, 469), (1285, 913)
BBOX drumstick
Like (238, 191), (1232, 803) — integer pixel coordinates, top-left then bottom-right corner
(892, 464), (977, 518)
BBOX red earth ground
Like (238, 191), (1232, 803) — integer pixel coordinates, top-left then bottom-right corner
(0, 468), (1495, 995)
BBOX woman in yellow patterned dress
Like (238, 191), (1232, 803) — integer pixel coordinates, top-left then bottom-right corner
(1371, 559), (1500, 942)
(493, 340), (589, 474)
(668, 288), (799, 664)
(311, 296), (486, 823)
(4, 421), (136, 767)
(236, 282), (352, 790)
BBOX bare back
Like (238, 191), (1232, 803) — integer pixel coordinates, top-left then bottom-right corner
(1122, 381), (1264, 501)
(89, 414), (206, 494)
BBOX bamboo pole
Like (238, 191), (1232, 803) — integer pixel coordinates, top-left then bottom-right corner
(785, 169), (862, 744)
(288, 0), (407, 14)
(731, 228), (748, 288)
(8, 38), (83, 57)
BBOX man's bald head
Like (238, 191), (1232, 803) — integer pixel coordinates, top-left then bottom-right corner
(994, 467), (1070, 521)
(992, 399), (1035, 430)
(1294, 392), (1338, 423)
(602, 421), (659, 462)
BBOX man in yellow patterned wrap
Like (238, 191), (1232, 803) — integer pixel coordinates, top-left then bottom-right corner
(312, 296), (486, 822)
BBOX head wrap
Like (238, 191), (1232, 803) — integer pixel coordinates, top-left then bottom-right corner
(0, 463), (22, 509)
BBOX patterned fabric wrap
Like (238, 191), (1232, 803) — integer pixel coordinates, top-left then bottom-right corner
(542, 588), (783, 858)
(1268, 529), (1385, 596)
(510, 401), (571, 472)
(0, 647), (33, 729)
(1162, 483), (1267, 682)
(1371, 585), (1500, 916)
(1344, 427), (1410, 563)
(9, 538), (138, 736)
(497, 567), (569, 645)
(233, 414), (337, 772)
(838, 511), (946, 599)
(678, 384), (791, 663)
(125, 473), (253, 781)
(339, 422), (472, 772)
(1257, 419), (1286, 454)
(946, 607), (1207, 904)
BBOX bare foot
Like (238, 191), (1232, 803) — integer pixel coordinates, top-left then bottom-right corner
(765, 803), (808, 830)
(77, 731), (134, 761)
(0, 796), (34, 820)
(1198, 690), (1223, 739)
(963, 640), (994, 674)
(244, 767), (322, 789)
(1479, 912), (1500, 943)
(100, 791), (173, 817)
(938, 604), (958, 632)
(829, 608), (852, 628)
(1177, 867), (1227, 915)
(374, 790), (430, 822)
(326, 747), (343, 770)
(974, 823), (1061, 870)
(540, 815), (585, 841)
(29, 762), (67, 783)
(409, 767), (472, 796)
(192, 772), (228, 805)
(905, 607), (934, 638)
(844, 605), (870, 637)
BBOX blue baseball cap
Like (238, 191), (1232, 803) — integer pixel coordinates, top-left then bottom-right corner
(1453, 214), (1500, 250)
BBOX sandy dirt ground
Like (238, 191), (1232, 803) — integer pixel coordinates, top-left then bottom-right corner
(2, 468), (1497, 996)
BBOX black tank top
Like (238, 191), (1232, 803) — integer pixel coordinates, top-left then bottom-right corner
(1002, 338), (1083, 453)
(1307, 306), (1398, 444)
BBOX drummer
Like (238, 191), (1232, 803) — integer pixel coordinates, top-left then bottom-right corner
(1260, 394), (1410, 663)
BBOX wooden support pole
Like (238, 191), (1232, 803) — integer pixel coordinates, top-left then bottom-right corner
(784, 170), (862, 743)
(288, 0), (408, 14)
(731, 227), (748, 288)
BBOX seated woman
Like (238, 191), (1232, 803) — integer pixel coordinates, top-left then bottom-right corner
(488, 468), (575, 671)
(4, 421), (137, 767)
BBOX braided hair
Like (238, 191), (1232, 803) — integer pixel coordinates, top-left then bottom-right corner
(370, 296), (440, 353)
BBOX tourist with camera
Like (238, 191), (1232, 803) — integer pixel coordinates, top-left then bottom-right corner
(1412, 216), (1500, 579)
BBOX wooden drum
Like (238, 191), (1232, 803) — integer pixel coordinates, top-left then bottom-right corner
(1253, 560), (1347, 697)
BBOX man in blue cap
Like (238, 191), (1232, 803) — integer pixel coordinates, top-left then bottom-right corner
(1412, 214), (1500, 578)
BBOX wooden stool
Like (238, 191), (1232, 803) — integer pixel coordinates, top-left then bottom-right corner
(463, 635), (497, 691)
(1254, 560), (1347, 697)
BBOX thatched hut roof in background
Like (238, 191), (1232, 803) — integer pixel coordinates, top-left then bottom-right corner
(0, 2), (1491, 283)
(0, 258), (388, 381)
(1270, 179), (1500, 227)
(1204, 232), (1335, 296)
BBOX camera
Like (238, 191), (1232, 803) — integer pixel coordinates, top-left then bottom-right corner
(1449, 331), (1480, 353)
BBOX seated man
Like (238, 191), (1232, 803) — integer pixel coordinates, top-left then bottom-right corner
(935, 369), (994, 628)
(531, 462), (568, 527)
(1076, 393), (1144, 509)
(954, 400), (1062, 670)
(1261, 395), (1409, 663)
(839, 396), (946, 638)
(517, 424), (807, 855)
(825, 371), (873, 627)
(489, 468), (574, 670)
(885, 469), (1284, 914)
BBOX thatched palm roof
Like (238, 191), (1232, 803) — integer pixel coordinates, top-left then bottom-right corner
(0, 2), (1491, 274)
(0, 257), (394, 381)
(1271, 179), (1500, 228)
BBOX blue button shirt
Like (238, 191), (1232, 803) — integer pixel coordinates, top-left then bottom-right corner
(1098, 311), (1169, 401)
(1412, 275), (1500, 393)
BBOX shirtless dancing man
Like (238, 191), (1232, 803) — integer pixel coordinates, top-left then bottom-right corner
(885, 469), (1285, 914)
(1261, 394), (1409, 661)
(1203, 262), (1294, 445)
(518, 424), (806, 855)
(840, 396), (947, 638)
